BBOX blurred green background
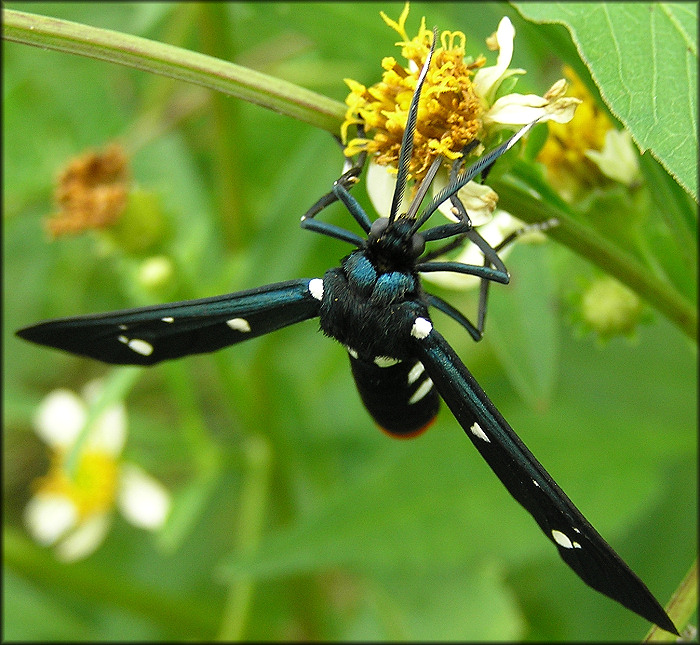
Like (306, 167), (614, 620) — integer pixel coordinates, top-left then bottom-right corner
(3, 2), (696, 641)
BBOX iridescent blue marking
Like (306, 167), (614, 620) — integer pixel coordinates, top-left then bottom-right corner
(344, 252), (377, 294)
(374, 272), (414, 303)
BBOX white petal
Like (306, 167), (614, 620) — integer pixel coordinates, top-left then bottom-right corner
(33, 390), (86, 447)
(585, 129), (640, 185)
(24, 493), (78, 545)
(543, 78), (569, 102)
(484, 93), (550, 126)
(366, 160), (410, 219)
(117, 463), (171, 530)
(542, 97), (582, 124)
(456, 182), (498, 225)
(81, 379), (128, 455)
(473, 17), (520, 100)
(89, 403), (127, 456)
(55, 513), (111, 562)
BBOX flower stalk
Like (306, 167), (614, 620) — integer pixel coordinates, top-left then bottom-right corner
(2, 8), (345, 133)
(493, 167), (697, 341)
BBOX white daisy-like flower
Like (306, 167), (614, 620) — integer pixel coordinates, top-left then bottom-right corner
(24, 380), (171, 562)
(341, 5), (580, 287)
(342, 7), (581, 179)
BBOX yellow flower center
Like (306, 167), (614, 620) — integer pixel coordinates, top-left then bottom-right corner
(342, 5), (486, 181)
(34, 449), (119, 519)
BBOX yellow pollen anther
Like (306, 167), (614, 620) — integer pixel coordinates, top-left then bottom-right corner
(342, 4), (486, 182)
(35, 449), (119, 519)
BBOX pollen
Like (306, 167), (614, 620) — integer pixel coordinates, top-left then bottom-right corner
(342, 4), (486, 182)
(34, 449), (119, 519)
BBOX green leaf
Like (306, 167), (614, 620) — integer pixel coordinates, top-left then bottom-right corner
(514, 2), (698, 201)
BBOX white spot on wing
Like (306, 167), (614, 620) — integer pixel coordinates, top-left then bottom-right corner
(374, 356), (400, 367)
(161, 317), (174, 323)
(127, 338), (154, 356)
(470, 422), (490, 443)
(407, 361), (425, 385)
(226, 317), (251, 332)
(118, 335), (128, 344)
(411, 317), (432, 339)
(408, 377), (433, 404)
(309, 278), (324, 301)
(347, 347), (359, 359)
(551, 529), (580, 549)
(118, 324), (128, 330)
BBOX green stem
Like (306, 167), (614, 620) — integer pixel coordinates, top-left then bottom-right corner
(197, 4), (248, 252)
(2, 8), (346, 133)
(494, 174), (698, 342)
(217, 435), (272, 640)
(160, 360), (221, 473)
(645, 558), (697, 642)
(65, 367), (142, 476)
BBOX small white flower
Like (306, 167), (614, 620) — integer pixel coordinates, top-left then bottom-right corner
(24, 379), (171, 561)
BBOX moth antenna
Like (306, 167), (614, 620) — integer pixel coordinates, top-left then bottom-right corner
(389, 27), (437, 225)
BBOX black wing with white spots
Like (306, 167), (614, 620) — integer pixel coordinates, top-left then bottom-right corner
(17, 279), (322, 366)
(413, 325), (677, 634)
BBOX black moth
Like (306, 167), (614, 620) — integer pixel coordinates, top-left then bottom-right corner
(17, 35), (677, 636)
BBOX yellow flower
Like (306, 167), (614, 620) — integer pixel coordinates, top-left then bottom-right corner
(341, 4), (580, 292)
(343, 5), (579, 174)
(537, 66), (640, 200)
(24, 380), (171, 561)
(343, 16), (484, 179)
(342, 3), (580, 228)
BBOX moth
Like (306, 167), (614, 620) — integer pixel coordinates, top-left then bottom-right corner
(17, 37), (678, 635)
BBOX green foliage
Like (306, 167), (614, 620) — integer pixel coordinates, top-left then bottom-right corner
(3, 2), (697, 641)
(514, 2), (698, 200)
